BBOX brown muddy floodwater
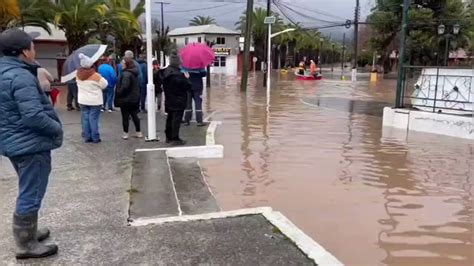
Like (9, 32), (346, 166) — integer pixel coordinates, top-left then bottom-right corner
(200, 73), (473, 266)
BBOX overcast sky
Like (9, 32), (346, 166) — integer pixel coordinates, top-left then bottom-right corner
(147, 0), (375, 36)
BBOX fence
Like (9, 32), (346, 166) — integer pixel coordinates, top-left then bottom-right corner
(398, 65), (474, 115)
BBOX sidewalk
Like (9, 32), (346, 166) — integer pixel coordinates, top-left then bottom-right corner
(0, 108), (337, 264)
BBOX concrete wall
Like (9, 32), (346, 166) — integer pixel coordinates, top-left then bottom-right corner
(171, 34), (206, 48)
(34, 42), (68, 79)
(383, 107), (474, 139)
(210, 55), (238, 75)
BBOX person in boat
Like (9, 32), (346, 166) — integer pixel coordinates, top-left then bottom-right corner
(297, 61), (305, 75)
(310, 60), (318, 77)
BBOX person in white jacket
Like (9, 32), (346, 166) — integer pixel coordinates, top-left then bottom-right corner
(76, 53), (108, 143)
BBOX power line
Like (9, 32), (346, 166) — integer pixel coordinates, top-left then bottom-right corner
(279, 1), (348, 21)
(166, 3), (230, 13)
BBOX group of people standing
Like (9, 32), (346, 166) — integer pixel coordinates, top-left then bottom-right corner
(72, 50), (206, 146)
(0, 28), (209, 260)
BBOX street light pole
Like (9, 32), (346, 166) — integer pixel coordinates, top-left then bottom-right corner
(145, 0), (157, 141)
(319, 38), (323, 73)
(341, 33), (346, 80)
(267, 22), (272, 93)
(394, 0), (410, 108)
(331, 43), (335, 72)
(352, 0), (360, 82)
(263, 0), (271, 87)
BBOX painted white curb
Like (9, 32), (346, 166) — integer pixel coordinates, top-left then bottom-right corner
(129, 207), (343, 265)
(262, 211), (343, 266)
(206, 121), (222, 146)
(136, 145), (224, 159)
(129, 207), (272, 226)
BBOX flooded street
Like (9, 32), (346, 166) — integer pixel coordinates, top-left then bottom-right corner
(201, 73), (473, 265)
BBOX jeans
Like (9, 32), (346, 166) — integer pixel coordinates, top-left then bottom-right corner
(106, 86), (115, 110)
(9, 151), (51, 215)
(166, 110), (184, 141)
(67, 82), (79, 108)
(80, 105), (102, 142)
(140, 84), (147, 111)
(120, 105), (141, 133)
(184, 89), (203, 123)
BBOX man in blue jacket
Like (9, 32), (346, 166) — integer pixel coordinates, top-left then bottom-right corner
(98, 56), (118, 112)
(0, 29), (63, 259)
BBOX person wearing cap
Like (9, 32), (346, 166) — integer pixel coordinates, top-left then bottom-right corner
(159, 52), (192, 145)
(0, 29), (63, 259)
(76, 53), (108, 143)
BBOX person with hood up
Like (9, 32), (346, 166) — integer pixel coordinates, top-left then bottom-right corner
(76, 53), (108, 143)
(0, 29), (63, 259)
(115, 58), (143, 139)
(183, 68), (207, 127)
(136, 55), (148, 112)
(98, 56), (118, 112)
(159, 52), (191, 145)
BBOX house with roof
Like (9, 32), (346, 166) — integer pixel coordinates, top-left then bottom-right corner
(22, 24), (67, 79)
(168, 24), (240, 75)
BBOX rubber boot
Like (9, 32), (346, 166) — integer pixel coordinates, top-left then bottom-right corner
(37, 228), (50, 242)
(13, 213), (58, 260)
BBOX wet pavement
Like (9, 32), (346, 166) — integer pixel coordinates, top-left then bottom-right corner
(201, 72), (473, 265)
(0, 96), (315, 264)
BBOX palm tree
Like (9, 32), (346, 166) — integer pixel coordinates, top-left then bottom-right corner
(1, 0), (52, 33)
(189, 15), (216, 26)
(51, 0), (108, 53)
(236, 7), (283, 67)
(104, 0), (145, 55)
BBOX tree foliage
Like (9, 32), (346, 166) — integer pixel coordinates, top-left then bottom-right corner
(0, 0), (52, 33)
(189, 16), (216, 26)
(368, 0), (473, 69)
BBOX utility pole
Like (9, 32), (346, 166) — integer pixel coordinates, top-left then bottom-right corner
(263, 0), (271, 87)
(331, 43), (335, 72)
(240, 0), (254, 92)
(156, 1), (170, 66)
(341, 33), (346, 80)
(351, 0), (360, 82)
(395, 0), (410, 107)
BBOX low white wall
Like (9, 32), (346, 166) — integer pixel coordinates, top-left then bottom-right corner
(383, 107), (473, 139)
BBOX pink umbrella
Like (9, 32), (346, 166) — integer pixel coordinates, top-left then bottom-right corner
(179, 43), (215, 69)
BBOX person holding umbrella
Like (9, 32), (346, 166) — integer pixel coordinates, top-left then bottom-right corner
(179, 43), (215, 126)
(183, 68), (207, 126)
(76, 53), (108, 143)
(0, 29), (63, 259)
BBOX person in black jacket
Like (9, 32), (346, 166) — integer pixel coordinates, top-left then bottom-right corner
(159, 53), (191, 145)
(152, 60), (163, 111)
(115, 58), (143, 140)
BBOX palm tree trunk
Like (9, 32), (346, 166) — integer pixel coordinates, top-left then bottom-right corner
(66, 33), (88, 54)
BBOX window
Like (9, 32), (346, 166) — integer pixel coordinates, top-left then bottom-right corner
(185, 37), (189, 45)
(197, 37), (202, 43)
(216, 37), (225, 45)
(213, 56), (226, 67)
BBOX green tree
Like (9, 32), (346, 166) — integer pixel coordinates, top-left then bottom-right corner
(1, 0), (52, 33)
(236, 7), (284, 65)
(189, 15), (216, 26)
(368, 0), (472, 70)
(104, 0), (145, 55)
(51, 0), (108, 53)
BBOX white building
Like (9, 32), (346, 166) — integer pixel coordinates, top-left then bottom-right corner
(168, 25), (240, 75)
(23, 24), (67, 79)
